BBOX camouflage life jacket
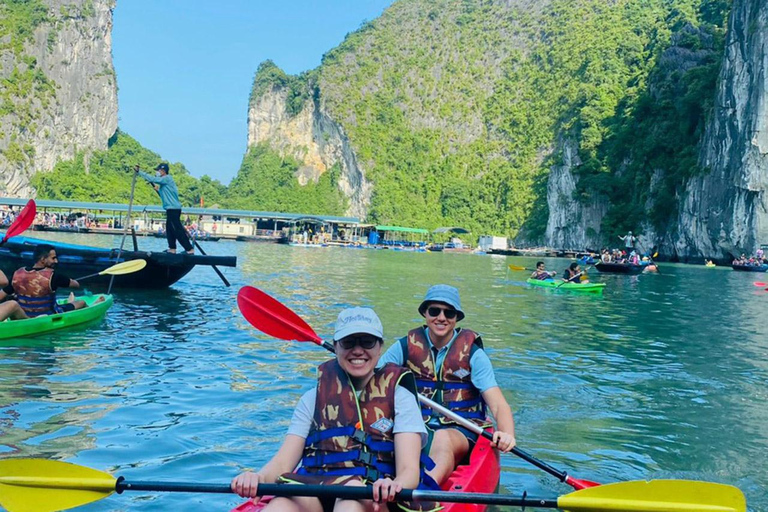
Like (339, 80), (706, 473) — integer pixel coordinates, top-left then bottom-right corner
(12, 267), (59, 317)
(401, 327), (491, 428)
(283, 361), (415, 484)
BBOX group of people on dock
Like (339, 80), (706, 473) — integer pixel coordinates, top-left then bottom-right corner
(231, 284), (516, 511)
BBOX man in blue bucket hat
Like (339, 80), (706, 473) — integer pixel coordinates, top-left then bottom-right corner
(378, 284), (516, 485)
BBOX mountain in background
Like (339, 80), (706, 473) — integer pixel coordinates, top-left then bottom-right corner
(4, 0), (766, 261)
(242, 0), (767, 260)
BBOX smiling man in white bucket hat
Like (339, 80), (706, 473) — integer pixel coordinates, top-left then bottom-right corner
(378, 284), (516, 485)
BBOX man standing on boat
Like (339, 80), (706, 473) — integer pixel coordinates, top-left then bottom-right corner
(378, 284), (516, 485)
(0, 245), (95, 317)
(134, 163), (194, 254)
(618, 230), (636, 251)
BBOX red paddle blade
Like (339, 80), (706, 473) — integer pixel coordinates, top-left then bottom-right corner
(237, 286), (323, 344)
(1, 199), (36, 244)
(566, 476), (601, 489)
(753, 282), (767, 287)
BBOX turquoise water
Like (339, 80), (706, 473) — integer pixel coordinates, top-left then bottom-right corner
(0, 234), (766, 511)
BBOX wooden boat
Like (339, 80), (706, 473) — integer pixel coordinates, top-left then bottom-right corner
(732, 264), (768, 272)
(230, 434), (500, 512)
(0, 236), (236, 289)
(594, 262), (644, 274)
(527, 278), (606, 294)
(0, 294), (112, 339)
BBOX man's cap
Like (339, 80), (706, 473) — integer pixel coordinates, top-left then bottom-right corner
(155, 163), (170, 172)
(418, 284), (465, 321)
(333, 307), (383, 341)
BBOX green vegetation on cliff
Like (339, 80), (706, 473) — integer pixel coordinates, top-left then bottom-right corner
(247, 0), (730, 240)
(0, 0), (57, 168)
(32, 130), (227, 207)
(228, 144), (347, 215)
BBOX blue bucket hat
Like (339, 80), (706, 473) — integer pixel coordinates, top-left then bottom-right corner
(418, 284), (465, 322)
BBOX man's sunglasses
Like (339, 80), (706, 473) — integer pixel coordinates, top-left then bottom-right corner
(337, 335), (381, 350)
(426, 306), (458, 319)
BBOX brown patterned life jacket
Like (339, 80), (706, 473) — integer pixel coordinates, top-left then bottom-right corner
(401, 327), (491, 428)
(12, 267), (59, 317)
(282, 360), (414, 485)
(280, 360), (441, 511)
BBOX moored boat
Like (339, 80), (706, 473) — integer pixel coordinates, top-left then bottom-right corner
(526, 278), (606, 294)
(0, 236), (236, 289)
(594, 262), (644, 274)
(230, 434), (500, 512)
(732, 264), (768, 272)
(0, 294), (112, 339)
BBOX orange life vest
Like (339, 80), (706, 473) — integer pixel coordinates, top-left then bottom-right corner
(401, 327), (491, 428)
(12, 267), (59, 317)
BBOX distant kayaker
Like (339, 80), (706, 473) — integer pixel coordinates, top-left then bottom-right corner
(134, 163), (194, 255)
(531, 261), (556, 280)
(619, 231), (636, 250)
(378, 284), (516, 485)
(231, 307), (434, 511)
(0, 244), (103, 317)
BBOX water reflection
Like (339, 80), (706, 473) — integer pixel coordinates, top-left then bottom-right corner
(0, 236), (764, 510)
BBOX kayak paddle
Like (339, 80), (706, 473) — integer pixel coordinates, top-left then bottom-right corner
(0, 459), (746, 512)
(1, 199), (36, 245)
(508, 264), (528, 271)
(74, 259), (147, 281)
(752, 282), (766, 287)
(191, 239), (230, 287)
(237, 285), (599, 490)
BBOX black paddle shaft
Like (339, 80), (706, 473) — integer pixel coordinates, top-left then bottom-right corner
(114, 480), (558, 507)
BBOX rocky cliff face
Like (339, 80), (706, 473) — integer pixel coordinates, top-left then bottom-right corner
(0, 0), (118, 197)
(247, 84), (370, 218)
(544, 139), (607, 250)
(674, 0), (767, 259)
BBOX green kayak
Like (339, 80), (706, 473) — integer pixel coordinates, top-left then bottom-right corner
(0, 294), (113, 339)
(526, 278), (606, 294)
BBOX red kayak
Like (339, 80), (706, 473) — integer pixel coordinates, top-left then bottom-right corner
(230, 433), (500, 512)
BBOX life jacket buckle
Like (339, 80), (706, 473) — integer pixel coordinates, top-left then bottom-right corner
(363, 466), (381, 483)
(351, 429), (367, 444)
(357, 450), (375, 465)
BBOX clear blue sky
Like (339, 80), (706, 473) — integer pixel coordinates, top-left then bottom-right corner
(112, 0), (394, 185)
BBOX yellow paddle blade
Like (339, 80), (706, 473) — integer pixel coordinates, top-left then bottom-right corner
(558, 479), (746, 512)
(0, 459), (116, 512)
(99, 259), (147, 276)
(508, 264), (526, 271)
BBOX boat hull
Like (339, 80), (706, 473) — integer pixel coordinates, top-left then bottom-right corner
(0, 237), (236, 289)
(230, 434), (500, 512)
(594, 262), (644, 274)
(527, 278), (605, 294)
(0, 294), (112, 339)
(732, 264), (768, 272)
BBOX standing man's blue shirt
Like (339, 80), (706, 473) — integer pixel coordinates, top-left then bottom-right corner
(138, 171), (182, 210)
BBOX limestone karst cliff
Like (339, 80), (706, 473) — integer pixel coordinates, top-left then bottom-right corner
(0, 0), (118, 197)
(674, 0), (767, 260)
(247, 68), (370, 218)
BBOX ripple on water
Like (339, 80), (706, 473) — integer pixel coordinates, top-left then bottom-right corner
(0, 240), (765, 510)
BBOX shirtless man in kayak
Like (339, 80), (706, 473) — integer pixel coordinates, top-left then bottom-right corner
(378, 284), (516, 485)
(0, 245), (94, 317)
(231, 307), (434, 512)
